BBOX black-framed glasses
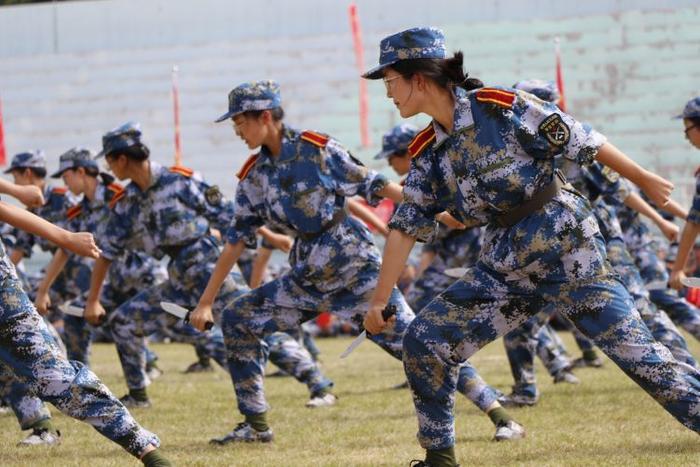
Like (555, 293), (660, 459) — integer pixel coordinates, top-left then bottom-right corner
(685, 125), (698, 136)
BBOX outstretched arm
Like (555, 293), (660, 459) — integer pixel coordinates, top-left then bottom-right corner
(190, 239), (246, 331)
(0, 201), (99, 258)
(670, 221), (700, 290)
(624, 191), (679, 242)
(249, 246), (273, 289)
(595, 143), (673, 207)
(348, 198), (389, 237)
(35, 248), (70, 315)
(364, 229), (417, 334)
(0, 179), (44, 208)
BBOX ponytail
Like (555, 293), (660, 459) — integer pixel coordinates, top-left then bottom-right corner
(390, 51), (483, 92)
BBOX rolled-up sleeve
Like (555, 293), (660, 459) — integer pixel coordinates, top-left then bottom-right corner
(225, 178), (265, 249)
(98, 205), (131, 262)
(515, 92), (607, 166)
(326, 140), (388, 207)
(388, 155), (440, 243)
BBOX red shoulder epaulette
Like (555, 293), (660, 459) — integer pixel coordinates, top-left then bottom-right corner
(300, 130), (330, 148)
(107, 182), (124, 193)
(169, 165), (194, 178)
(66, 205), (82, 220)
(51, 186), (67, 195)
(236, 154), (260, 181)
(475, 88), (516, 108)
(109, 190), (126, 209)
(408, 124), (436, 158)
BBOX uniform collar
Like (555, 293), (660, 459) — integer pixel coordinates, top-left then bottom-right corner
(432, 87), (474, 149)
(126, 160), (163, 195)
(258, 125), (299, 166)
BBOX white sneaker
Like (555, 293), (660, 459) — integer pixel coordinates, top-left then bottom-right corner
(305, 393), (337, 408)
(493, 421), (526, 441)
(17, 428), (61, 447)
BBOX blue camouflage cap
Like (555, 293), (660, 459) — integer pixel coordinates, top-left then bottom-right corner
(3, 150), (46, 174)
(51, 147), (98, 178)
(215, 80), (281, 122)
(375, 123), (418, 160)
(363, 27), (446, 80)
(674, 96), (700, 119)
(97, 121), (145, 158)
(513, 79), (561, 104)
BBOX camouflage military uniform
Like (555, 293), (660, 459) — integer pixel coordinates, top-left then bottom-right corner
(62, 178), (168, 366)
(221, 124), (416, 416)
(100, 159), (326, 395)
(0, 218), (160, 457)
(390, 85), (700, 450)
(617, 194), (700, 342)
(14, 185), (92, 309)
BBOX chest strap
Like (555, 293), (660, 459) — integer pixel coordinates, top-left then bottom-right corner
(495, 170), (569, 228)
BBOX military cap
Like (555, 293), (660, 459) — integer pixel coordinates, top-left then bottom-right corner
(3, 150), (46, 174)
(363, 27), (446, 80)
(215, 80), (281, 122)
(374, 123), (418, 160)
(96, 121), (145, 159)
(675, 96), (700, 119)
(51, 147), (98, 178)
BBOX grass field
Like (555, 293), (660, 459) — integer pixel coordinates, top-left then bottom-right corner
(2, 333), (699, 466)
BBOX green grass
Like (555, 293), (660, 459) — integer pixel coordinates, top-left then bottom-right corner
(2, 333), (699, 466)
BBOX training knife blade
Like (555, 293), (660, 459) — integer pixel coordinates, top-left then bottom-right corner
(160, 301), (214, 330)
(340, 305), (397, 359)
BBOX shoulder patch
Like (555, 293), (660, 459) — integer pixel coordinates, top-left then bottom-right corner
(236, 154), (260, 181)
(51, 186), (67, 196)
(538, 113), (570, 148)
(107, 182), (124, 193)
(109, 190), (126, 209)
(169, 165), (194, 178)
(408, 124), (436, 158)
(300, 130), (330, 148)
(66, 205), (82, 220)
(475, 88), (516, 108)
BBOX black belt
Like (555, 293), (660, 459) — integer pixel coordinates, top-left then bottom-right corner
(494, 170), (569, 228)
(296, 209), (347, 242)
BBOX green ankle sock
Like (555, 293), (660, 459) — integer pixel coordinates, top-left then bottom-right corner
(583, 349), (598, 361)
(487, 407), (511, 427)
(31, 418), (56, 433)
(425, 446), (458, 467)
(245, 412), (269, 432)
(130, 388), (148, 401)
(141, 450), (172, 467)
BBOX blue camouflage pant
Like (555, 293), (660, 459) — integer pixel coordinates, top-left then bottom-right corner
(408, 261), (502, 412)
(606, 241), (698, 368)
(109, 236), (325, 395)
(63, 278), (162, 368)
(0, 316), (65, 431)
(630, 245), (700, 342)
(0, 275), (159, 457)
(503, 310), (572, 398)
(403, 263), (700, 450)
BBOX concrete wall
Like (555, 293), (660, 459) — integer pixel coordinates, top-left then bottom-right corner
(0, 0), (699, 203)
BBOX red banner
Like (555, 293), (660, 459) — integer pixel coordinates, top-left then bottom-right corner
(348, 4), (370, 148)
(0, 96), (6, 167)
(172, 66), (183, 167)
(555, 37), (567, 112)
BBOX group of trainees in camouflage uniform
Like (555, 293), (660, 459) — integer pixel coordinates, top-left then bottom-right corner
(2, 25), (700, 467)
